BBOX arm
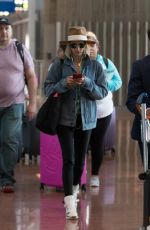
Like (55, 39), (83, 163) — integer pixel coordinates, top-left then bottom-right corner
(106, 59), (122, 92)
(25, 68), (38, 120)
(22, 45), (38, 119)
(81, 61), (108, 100)
(44, 59), (70, 97)
(44, 59), (108, 100)
(126, 61), (142, 114)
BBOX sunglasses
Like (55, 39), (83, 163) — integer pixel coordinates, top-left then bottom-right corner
(70, 43), (86, 49)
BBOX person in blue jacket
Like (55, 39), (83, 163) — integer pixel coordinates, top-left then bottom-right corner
(87, 31), (122, 187)
(126, 29), (150, 167)
(44, 26), (108, 220)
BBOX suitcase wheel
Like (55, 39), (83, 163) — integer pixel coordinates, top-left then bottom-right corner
(40, 183), (45, 191)
(81, 184), (86, 192)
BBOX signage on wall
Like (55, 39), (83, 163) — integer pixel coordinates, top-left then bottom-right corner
(0, 0), (28, 15)
(0, 0), (15, 13)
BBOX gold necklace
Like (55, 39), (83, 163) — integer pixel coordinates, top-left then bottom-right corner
(74, 62), (81, 73)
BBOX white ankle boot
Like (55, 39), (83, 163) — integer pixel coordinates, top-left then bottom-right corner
(64, 195), (78, 219)
(73, 184), (79, 203)
(90, 175), (100, 187)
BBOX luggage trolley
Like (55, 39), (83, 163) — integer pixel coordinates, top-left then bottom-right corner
(137, 93), (150, 230)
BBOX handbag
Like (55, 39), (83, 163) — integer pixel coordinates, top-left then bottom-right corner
(36, 59), (64, 135)
(35, 93), (61, 135)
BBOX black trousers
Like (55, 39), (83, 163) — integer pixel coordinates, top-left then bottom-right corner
(90, 114), (112, 175)
(57, 118), (91, 196)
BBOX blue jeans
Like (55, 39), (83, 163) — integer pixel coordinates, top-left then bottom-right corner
(0, 104), (24, 186)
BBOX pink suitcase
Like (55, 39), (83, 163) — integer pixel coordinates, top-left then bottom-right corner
(40, 132), (87, 190)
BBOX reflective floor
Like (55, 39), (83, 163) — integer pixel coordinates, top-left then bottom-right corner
(0, 107), (144, 230)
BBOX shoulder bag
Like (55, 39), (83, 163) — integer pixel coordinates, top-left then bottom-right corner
(35, 93), (61, 135)
(35, 60), (63, 135)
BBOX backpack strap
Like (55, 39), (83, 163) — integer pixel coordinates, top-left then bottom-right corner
(15, 40), (24, 64)
(103, 57), (109, 69)
(15, 40), (27, 84)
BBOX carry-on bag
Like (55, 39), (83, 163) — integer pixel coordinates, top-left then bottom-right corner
(22, 116), (40, 164)
(40, 132), (87, 190)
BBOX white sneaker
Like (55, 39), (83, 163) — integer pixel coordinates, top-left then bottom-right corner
(64, 195), (78, 220)
(90, 176), (100, 187)
(64, 220), (79, 230)
(73, 184), (80, 203)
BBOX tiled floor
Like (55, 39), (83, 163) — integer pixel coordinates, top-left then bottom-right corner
(0, 106), (145, 230)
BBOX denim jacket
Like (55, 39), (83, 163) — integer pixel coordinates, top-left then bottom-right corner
(44, 55), (108, 130)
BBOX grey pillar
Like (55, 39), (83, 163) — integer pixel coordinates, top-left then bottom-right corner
(28, 0), (36, 58)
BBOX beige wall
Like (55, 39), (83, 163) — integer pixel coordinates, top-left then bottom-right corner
(10, 0), (150, 105)
(42, 0), (150, 105)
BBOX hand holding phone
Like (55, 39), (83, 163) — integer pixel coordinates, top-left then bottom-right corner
(73, 73), (82, 79)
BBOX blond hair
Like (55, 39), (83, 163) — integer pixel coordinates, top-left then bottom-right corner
(87, 31), (97, 40)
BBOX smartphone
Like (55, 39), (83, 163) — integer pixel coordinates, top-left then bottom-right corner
(73, 73), (82, 79)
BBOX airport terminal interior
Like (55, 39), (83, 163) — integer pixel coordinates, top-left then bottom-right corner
(1, 0), (150, 230)
(0, 107), (145, 230)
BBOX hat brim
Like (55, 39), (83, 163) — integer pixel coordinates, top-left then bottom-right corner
(87, 35), (98, 44)
(60, 40), (96, 45)
(0, 21), (11, 25)
(87, 40), (96, 44)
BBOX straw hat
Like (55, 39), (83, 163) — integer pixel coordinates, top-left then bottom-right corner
(60, 26), (95, 45)
(67, 26), (87, 42)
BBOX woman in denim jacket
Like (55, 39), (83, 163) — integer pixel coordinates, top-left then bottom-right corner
(44, 26), (108, 220)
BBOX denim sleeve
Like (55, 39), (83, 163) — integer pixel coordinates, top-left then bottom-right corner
(81, 61), (108, 100)
(44, 59), (69, 97)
